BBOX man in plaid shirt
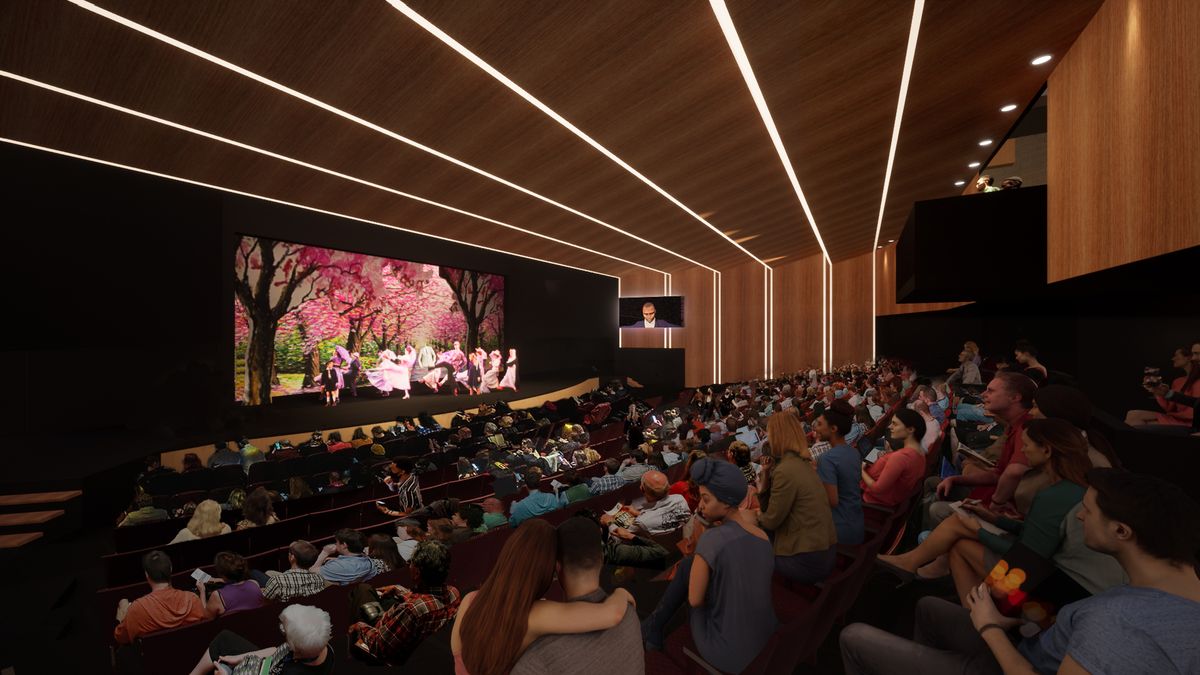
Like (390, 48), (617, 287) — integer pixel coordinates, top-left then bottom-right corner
(263, 540), (328, 601)
(587, 458), (629, 496)
(349, 540), (461, 663)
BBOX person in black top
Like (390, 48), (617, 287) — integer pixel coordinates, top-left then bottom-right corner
(347, 351), (361, 398)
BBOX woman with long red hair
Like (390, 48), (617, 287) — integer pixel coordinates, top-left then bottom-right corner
(450, 519), (635, 675)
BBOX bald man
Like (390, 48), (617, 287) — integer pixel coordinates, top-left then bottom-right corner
(625, 302), (676, 328)
(601, 470), (692, 538)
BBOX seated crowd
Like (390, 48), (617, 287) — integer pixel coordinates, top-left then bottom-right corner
(108, 350), (1200, 674)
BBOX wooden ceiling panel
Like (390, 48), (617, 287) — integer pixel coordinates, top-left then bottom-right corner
(0, 79), (636, 277)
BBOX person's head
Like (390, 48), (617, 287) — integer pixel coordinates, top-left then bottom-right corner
(187, 499), (226, 538)
(641, 302), (657, 323)
(1030, 385), (1092, 428)
(389, 458), (414, 479)
(912, 399), (933, 418)
(278, 605), (332, 660)
(459, 519), (557, 675)
(352, 427), (367, 440)
(214, 551), (250, 582)
(367, 533), (403, 570)
(213, 441), (229, 453)
(1013, 339), (1038, 364)
(915, 385), (936, 404)
(454, 502), (484, 530)
(639, 470), (670, 503)
(975, 174), (994, 189)
(1021, 418), (1092, 485)
(691, 458), (747, 523)
(728, 440), (751, 467)
(958, 349), (974, 365)
(141, 550), (173, 584)
(182, 453), (202, 472)
(766, 409), (811, 460)
(854, 405), (874, 426)
(325, 360), (336, 371)
(983, 371), (1037, 418)
(288, 476), (313, 500)
(889, 408), (927, 446)
(1079, 469), (1200, 569)
(333, 528), (365, 555)
(287, 540), (319, 569)
(409, 540), (452, 589)
(556, 516), (603, 581)
(427, 518), (455, 542)
(964, 340), (980, 355)
(371, 425), (385, 438)
(1000, 176), (1023, 189)
(453, 340), (461, 350)
(815, 399), (855, 441)
(603, 457), (621, 476)
(481, 497), (503, 514)
(328, 431), (343, 443)
(242, 487), (275, 527)
(524, 467), (544, 492)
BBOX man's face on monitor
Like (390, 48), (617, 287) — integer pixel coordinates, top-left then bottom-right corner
(642, 305), (656, 323)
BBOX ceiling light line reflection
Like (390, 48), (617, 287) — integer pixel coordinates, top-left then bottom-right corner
(0, 137), (622, 280)
(0, 71), (664, 274)
(386, 0), (760, 269)
(66, 0), (715, 273)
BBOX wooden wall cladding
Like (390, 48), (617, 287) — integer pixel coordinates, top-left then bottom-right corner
(719, 261), (768, 383)
(831, 251), (874, 367)
(875, 244), (971, 316)
(1047, 0), (1200, 282)
(669, 266), (717, 387)
(772, 254), (824, 375)
(618, 268), (668, 349)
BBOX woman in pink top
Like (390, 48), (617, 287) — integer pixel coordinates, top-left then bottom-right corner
(1126, 345), (1200, 426)
(861, 409), (928, 508)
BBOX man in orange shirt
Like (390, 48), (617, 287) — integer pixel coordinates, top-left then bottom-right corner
(114, 550), (206, 644)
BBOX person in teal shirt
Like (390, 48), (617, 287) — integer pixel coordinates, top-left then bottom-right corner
(509, 469), (567, 527)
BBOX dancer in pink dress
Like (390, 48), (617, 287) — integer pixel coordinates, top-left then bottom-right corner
(367, 349), (405, 398)
(396, 345), (417, 399)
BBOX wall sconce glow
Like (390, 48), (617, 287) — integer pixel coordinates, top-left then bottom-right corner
(708, 0), (829, 266)
(1000, 104), (1018, 112)
(887, 239), (895, 243)
(954, 180), (966, 186)
(0, 71), (664, 276)
(968, 161), (981, 168)
(1031, 54), (1053, 65)
(978, 139), (993, 147)
(67, 0), (714, 273)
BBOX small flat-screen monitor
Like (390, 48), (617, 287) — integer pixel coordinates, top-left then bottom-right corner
(620, 295), (684, 328)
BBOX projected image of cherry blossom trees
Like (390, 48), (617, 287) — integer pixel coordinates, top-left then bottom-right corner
(233, 236), (504, 404)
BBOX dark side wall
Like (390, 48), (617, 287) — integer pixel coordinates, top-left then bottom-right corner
(3, 143), (616, 451)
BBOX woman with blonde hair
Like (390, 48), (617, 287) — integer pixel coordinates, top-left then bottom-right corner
(757, 410), (838, 583)
(169, 499), (231, 544)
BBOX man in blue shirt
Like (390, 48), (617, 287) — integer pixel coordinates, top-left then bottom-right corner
(311, 528), (377, 585)
(840, 469), (1200, 675)
(813, 400), (864, 545)
(510, 469), (567, 527)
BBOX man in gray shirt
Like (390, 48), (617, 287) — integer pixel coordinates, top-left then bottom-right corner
(511, 517), (644, 675)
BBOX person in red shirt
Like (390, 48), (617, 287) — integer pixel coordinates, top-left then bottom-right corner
(862, 409), (927, 508)
(114, 550), (206, 644)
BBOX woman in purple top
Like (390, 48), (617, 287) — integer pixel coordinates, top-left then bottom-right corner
(198, 551), (265, 618)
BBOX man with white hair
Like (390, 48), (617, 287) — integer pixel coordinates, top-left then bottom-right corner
(186, 604), (332, 675)
(601, 470), (691, 538)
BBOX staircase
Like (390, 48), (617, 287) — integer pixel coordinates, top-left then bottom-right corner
(0, 489), (83, 550)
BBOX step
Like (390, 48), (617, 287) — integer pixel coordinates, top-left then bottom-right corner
(0, 490), (83, 507)
(0, 532), (43, 549)
(0, 510), (64, 527)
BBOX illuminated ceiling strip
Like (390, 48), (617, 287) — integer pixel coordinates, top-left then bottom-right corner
(712, 270), (718, 383)
(386, 1), (762, 270)
(708, 0), (830, 266)
(0, 71), (663, 275)
(768, 268), (774, 378)
(871, 0), (926, 358)
(66, 1), (715, 274)
(1, 137), (625, 281)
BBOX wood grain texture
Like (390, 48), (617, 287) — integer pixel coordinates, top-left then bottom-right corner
(772, 255), (824, 375)
(1047, 0), (1200, 281)
(618, 269), (668, 349)
(669, 266), (717, 387)
(832, 251), (874, 367)
(875, 244), (971, 316)
(720, 262), (768, 382)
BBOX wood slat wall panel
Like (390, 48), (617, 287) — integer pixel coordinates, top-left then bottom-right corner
(1047, 0), (1200, 281)
(618, 269), (667, 349)
(720, 262), (767, 382)
(669, 267), (717, 387)
(832, 251), (873, 367)
(772, 255), (824, 375)
(874, 245), (971, 316)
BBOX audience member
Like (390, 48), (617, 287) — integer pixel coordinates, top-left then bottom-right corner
(999, 175), (1023, 189)
(118, 489), (169, 527)
(841, 469), (1200, 675)
(641, 459), (777, 672)
(587, 458), (628, 496)
(558, 469), (592, 504)
(186, 604), (332, 675)
(1013, 339), (1048, 386)
(616, 450), (653, 483)
(947, 349), (983, 386)
(349, 540), (461, 664)
(235, 487), (279, 530)
(862, 409), (928, 508)
(814, 399), (865, 545)
(603, 470), (691, 538)
(511, 518), (644, 675)
(974, 174), (1000, 193)
(351, 427), (372, 448)
(311, 528), (377, 585)
(114, 550), (205, 644)
(263, 540), (327, 602)
(237, 438), (264, 474)
(452, 519), (636, 675)
(451, 502), (485, 540)
(480, 497), (507, 530)
(668, 450), (706, 511)
(911, 400), (941, 453)
(169, 499), (231, 543)
(207, 441), (242, 469)
(1128, 341), (1200, 427)
(376, 458), (423, 519)
(367, 533), (404, 572)
(181, 452), (203, 473)
(758, 411), (838, 584)
(326, 430), (352, 453)
(199, 551), (265, 618)
(510, 468), (567, 527)
(287, 476), (314, 500)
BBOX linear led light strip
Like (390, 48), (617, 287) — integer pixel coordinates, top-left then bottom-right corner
(871, 0), (926, 360)
(0, 70), (665, 275)
(66, 0), (717, 274)
(1, 136), (624, 283)
(709, 0), (831, 267)
(386, 1), (764, 270)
